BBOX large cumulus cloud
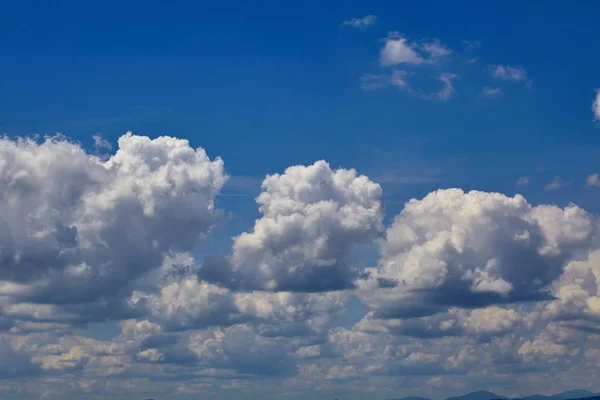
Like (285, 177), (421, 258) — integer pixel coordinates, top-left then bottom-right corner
(0, 132), (226, 323)
(201, 160), (384, 292)
(360, 189), (593, 318)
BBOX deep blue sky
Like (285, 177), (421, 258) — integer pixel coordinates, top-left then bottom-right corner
(1, 2), (600, 398)
(2, 1), (599, 219)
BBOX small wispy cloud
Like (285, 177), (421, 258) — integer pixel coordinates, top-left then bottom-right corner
(593, 90), (600, 121)
(515, 176), (530, 187)
(586, 173), (600, 187)
(360, 70), (414, 92)
(342, 15), (377, 29)
(481, 86), (503, 98)
(434, 73), (458, 101)
(92, 134), (112, 150)
(545, 176), (568, 191)
(379, 32), (452, 66)
(466, 57), (479, 64)
(461, 40), (483, 51)
(488, 64), (527, 81)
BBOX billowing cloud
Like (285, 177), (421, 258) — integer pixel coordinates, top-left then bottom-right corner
(360, 189), (593, 318)
(0, 132), (225, 323)
(201, 160), (383, 292)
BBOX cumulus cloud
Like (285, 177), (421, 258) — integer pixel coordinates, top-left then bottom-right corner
(0, 132), (225, 323)
(360, 189), (593, 318)
(201, 160), (383, 292)
(341, 15), (377, 29)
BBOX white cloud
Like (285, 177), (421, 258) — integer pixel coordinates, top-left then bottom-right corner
(488, 64), (528, 81)
(435, 73), (458, 101)
(0, 132), (225, 323)
(380, 34), (425, 66)
(593, 90), (600, 121)
(360, 189), (593, 318)
(545, 176), (567, 190)
(201, 160), (383, 292)
(380, 33), (451, 66)
(341, 15), (377, 29)
(586, 173), (600, 187)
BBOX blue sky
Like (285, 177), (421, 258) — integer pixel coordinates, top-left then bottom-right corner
(1, 1), (600, 399)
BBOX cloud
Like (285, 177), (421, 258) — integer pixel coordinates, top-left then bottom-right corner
(341, 15), (377, 29)
(380, 32), (451, 66)
(0, 132), (225, 324)
(482, 87), (504, 98)
(488, 64), (528, 81)
(434, 73), (458, 101)
(516, 176), (530, 187)
(200, 161), (383, 292)
(462, 40), (483, 51)
(586, 173), (600, 187)
(92, 134), (111, 151)
(359, 189), (593, 318)
(593, 90), (600, 121)
(545, 176), (568, 190)
(360, 70), (414, 92)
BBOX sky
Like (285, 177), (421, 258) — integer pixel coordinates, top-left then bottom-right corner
(1, 1), (600, 399)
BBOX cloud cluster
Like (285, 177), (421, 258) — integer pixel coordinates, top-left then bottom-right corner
(2, 132), (600, 399)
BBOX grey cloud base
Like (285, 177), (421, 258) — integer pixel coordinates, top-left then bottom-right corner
(0, 133), (600, 399)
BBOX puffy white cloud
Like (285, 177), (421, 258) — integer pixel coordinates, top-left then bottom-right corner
(360, 189), (593, 318)
(201, 160), (383, 292)
(341, 15), (377, 29)
(0, 132), (225, 324)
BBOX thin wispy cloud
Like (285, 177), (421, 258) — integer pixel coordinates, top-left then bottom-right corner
(481, 86), (503, 97)
(341, 15), (377, 29)
(545, 175), (568, 190)
(593, 89), (600, 121)
(516, 176), (530, 187)
(462, 39), (483, 51)
(380, 32), (452, 66)
(434, 73), (458, 101)
(488, 64), (527, 81)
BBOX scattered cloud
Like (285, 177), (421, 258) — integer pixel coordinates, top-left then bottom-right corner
(488, 64), (528, 81)
(466, 56), (479, 64)
(482, 86), (504, 98)
(586, 173), (600, 187)
(341, 15), (377, 29)
(92, 134), (111, 150)
(516, 176), (530, 187)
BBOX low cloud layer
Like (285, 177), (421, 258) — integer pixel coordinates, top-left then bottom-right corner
(1, 133), (600, 399)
